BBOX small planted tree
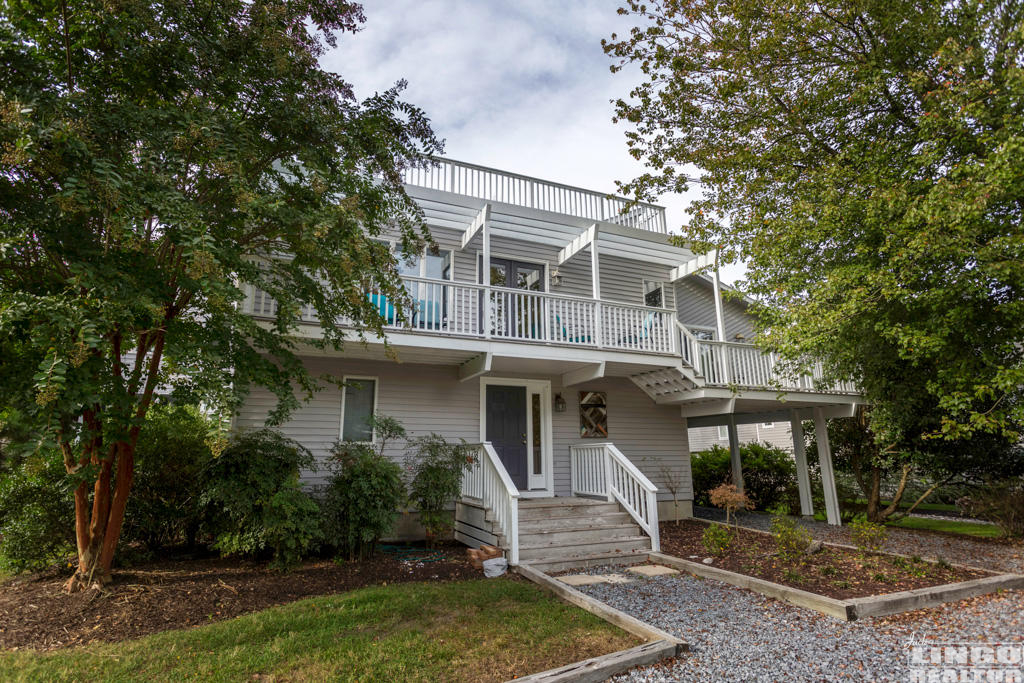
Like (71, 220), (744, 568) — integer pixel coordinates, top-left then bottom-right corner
(708, 483), (753, 529)
(658, 461), (685, 525)
(406, 434), (474, 546)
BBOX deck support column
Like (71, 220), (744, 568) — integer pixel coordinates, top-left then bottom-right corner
(727, 414), (743, 492)
(790, 409), (814, 517)
(813, 407), (841, 525)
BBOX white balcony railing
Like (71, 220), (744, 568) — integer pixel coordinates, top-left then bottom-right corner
(402, 158), (668, 234)
(570, 442), (660, 552)
(461, 442), (519, 565)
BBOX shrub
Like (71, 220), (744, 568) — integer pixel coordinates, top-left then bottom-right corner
(692, 442), (802, 512)
(957, 480), (1024, 537)
(769, 504), (812, 562)
(701, 522), (732, 556)
(850, 516), (888, 554)
(709, 483), (752, 526)
(406, 434), (473, 545)
(0, 449), (75, 573)
(121, 403), (214, 552)
(321, 415), (407, 560)
(202, 429), (320, 569)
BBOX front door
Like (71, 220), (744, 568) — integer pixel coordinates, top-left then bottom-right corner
(485, 385), (528, 489)
(481, 256), (545, 338)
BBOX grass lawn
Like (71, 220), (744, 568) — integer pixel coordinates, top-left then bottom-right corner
(887, 515), (1003, 539)
(0, 578), (637, 683)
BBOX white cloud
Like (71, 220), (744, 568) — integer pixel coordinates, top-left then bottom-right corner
(322, 1), (744, 283)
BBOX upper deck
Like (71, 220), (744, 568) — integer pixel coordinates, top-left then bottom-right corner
(402, 157), (668, 234)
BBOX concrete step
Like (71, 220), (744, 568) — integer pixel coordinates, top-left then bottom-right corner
(518, 513), (633, 531)
(518, 535), (652, 562)
(522, 550), (651, 573)
(518, 524), (641, 546)
(516, 500), (621, 521)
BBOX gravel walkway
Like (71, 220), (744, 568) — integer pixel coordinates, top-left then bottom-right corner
(693, 506), (1024, 574)
(570, 566), (1024, 682)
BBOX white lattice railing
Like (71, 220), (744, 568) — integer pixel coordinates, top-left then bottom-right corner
(461, 442), (519, 565)
(570, 443), (660, 552)
(402, 157), (668, 233)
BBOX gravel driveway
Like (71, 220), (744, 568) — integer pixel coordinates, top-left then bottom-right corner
(693, 506), (1024, 574)
(571, 567), (1024, 682)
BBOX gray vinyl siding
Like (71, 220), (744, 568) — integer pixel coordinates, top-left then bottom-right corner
(597, 254), (676, 311)
(688, 423), (794, 454)
(674, 277), (754, 340)
(234, 357), (693, 502)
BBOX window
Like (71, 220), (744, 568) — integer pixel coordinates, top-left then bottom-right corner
(717, 425), (729, 440)
(689, 326), (718, 341)
(398, 248), (452, 280)
(579, 391), (608, 438)
(341, 377), (377, 442)
(643, 280), (664, 308)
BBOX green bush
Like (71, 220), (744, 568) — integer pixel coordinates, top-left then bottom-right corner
(769, 504), (812, 562)
(406, 434), (473, 545)
(121, 404), (214, 552)
(850, 516), (888, 554)
(0, 450), (75, 573)
(202, 429), (320, 569)
(321, 415), (407, 560)
(692, 442), (801, 512)
(701, 522), (732, 556)
(957, 480), (1024, 538)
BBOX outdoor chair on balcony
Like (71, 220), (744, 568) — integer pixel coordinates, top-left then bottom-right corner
(618, 311), (658, 346)
(555, 314), (593, 344)
(366, 292), (397, 325)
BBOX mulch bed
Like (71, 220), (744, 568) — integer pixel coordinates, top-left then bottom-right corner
(659, 520), (991, 600)
(0, 542), (479, 651)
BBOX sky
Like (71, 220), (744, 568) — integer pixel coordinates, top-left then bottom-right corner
(322, 0), (747, 284)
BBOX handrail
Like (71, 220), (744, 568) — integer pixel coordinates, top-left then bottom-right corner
(461, 442), (519, 565)
(402, 157), (668, 233)
(674, 319), (700, 372)
(570, 443), (660, 553)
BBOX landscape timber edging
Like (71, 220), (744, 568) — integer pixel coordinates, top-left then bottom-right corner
(648, 551), (1024, 621)
(509, 563), (687, 683)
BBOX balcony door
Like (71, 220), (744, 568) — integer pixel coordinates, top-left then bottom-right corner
(481, 378), (552, 495)
(480, 256), (546, 339)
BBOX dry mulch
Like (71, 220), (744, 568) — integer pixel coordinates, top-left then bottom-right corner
(0, 543), (478, 651)
(659, 519), (991, 600)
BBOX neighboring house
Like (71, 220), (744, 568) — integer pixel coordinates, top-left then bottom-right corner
(236, 158), (862, 567)
(689, 422), (795, 455)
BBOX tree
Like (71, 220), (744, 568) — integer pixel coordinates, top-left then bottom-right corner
(604, 0), (1024, 445)
(0, 0), (441, 590)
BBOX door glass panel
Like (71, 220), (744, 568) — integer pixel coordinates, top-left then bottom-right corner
(516, 265), (543, 291)
(490, 263), (508, 287)
(531, 393), (542, 475)
(424, 252), (451, 280)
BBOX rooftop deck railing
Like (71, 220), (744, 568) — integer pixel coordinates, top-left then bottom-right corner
(402, 157), (668, 234)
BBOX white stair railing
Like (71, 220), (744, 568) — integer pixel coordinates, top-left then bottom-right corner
(460, 442), (520, 565)
(570, 443), (660, 552)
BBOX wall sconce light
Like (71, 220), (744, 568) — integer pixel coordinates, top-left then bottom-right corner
(550, 268), (563, 287)
(553, 393), (567, 413)
(734, 333), (746, 341)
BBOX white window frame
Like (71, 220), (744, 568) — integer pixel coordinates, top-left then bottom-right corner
(340, 375), (380, 443)
(687, 324), (719, 341)
(380, 239), (453, 281)
(642, 279), (665, 308)
(717, 425), (729, 440)
(762, 422), (775, 429)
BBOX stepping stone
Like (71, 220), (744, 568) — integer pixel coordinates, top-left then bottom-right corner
(558, 574), (607, 586)
(626, 564), (680, 577)
(599, 573), (634, 584)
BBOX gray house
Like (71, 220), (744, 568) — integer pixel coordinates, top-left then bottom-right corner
(236, 158), (862, 568)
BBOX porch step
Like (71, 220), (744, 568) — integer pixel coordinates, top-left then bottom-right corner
(518, 512), (633, 531)
(523, 550), (651, 573)
(518, 523), (641, 546)
(515, 499), (621, 521)
(518, 535), (652, 562)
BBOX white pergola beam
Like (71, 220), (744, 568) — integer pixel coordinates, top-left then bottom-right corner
(460, 203), (490, 251)
(669, 249), (717, 282)
(557, 224), (597, 265)
(562, 362), (605, 387)
(458, 352), (492, 382)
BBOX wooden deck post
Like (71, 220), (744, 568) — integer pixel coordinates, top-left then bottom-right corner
(790, 409), (814, 517)
(814, 407), (841, 525)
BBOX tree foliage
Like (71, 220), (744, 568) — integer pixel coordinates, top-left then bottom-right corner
(605, 0), (1024, 443)
(0, 0), (441, 589)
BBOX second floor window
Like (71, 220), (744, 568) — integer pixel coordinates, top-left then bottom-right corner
(643, 280), (664, 308)
(398, 249), (452, 280)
